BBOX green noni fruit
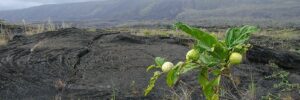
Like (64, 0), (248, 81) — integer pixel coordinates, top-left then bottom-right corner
(229, 52), (242, 64)
(186, 49), (199, 61)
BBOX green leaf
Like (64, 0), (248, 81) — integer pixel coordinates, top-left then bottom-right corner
(146, 57), (166, 72)
(225, 25), (258, 48)
(144, 71), (162, 96)
(155, 57), (165, 67)
(203, 75), (221, 100)
(199, 53), (219, 67)
(198, 68), (209, 87)
(209, 42), (229, 61)
(175, 22), (218, 51)
(166, 65), (180, 87)
(212, 69), (221, 76)
(180, 63), (199, 74)
(146, 65), (157, 72)
(208, 75), (221, 89)
(194, 41), (207, 53)
(212, 94), (220, 100)
(174, 22), (193, 35)
(225, 28), (235, 47)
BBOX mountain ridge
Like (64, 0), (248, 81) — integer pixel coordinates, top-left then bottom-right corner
(0, 0), (300, 24)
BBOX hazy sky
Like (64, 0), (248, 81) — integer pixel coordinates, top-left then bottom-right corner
(0, 0), (99, 11)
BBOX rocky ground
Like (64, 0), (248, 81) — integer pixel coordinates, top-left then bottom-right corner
(0, 28), (299, 100)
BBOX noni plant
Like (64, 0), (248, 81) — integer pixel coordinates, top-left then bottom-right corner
(144, 22), (258, 100)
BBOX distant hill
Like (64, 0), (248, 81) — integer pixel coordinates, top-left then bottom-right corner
(0, 0), (300, 25)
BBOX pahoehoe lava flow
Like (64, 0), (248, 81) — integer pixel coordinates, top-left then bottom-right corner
(0, 28), (299, 99)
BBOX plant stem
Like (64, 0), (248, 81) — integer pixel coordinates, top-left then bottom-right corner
(228, 73), (242, 98)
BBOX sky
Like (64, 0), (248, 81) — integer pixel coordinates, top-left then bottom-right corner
(0, 0), (99, 11)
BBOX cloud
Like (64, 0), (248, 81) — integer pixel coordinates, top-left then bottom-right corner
(0, 0), (42, 10)
(21, 0), (98, 4)
(0, 0), (100, 11)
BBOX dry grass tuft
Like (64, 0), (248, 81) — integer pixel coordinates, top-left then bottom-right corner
(254, 29), (300, 40)
(164, 81), (195, 100)
(0, 34), (9, 46)
(0, 39), (8, 46)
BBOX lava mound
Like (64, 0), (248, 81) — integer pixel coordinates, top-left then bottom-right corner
(0, 28), (191, 99)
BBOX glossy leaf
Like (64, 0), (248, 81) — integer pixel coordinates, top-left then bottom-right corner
(198, 68), (209, 87)
(166, 65), (180, 87)
(199, 53), (219, 67)
(203, 75), (221, 100)
(180, 63), (199, 74)
(225, 25), (257, 48)
(154, 57), (165, 67)
(209, 42), (229, 61)
(175, 22), (218, 51)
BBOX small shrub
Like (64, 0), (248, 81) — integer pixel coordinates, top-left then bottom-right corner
(144, 22), (258, 100)
(86, 28), (97, 32)
(0, 34), (9, 46)
(143, 30), (151, 36)
(265, 63), (300, 92)
(261, 93), (280, 100)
